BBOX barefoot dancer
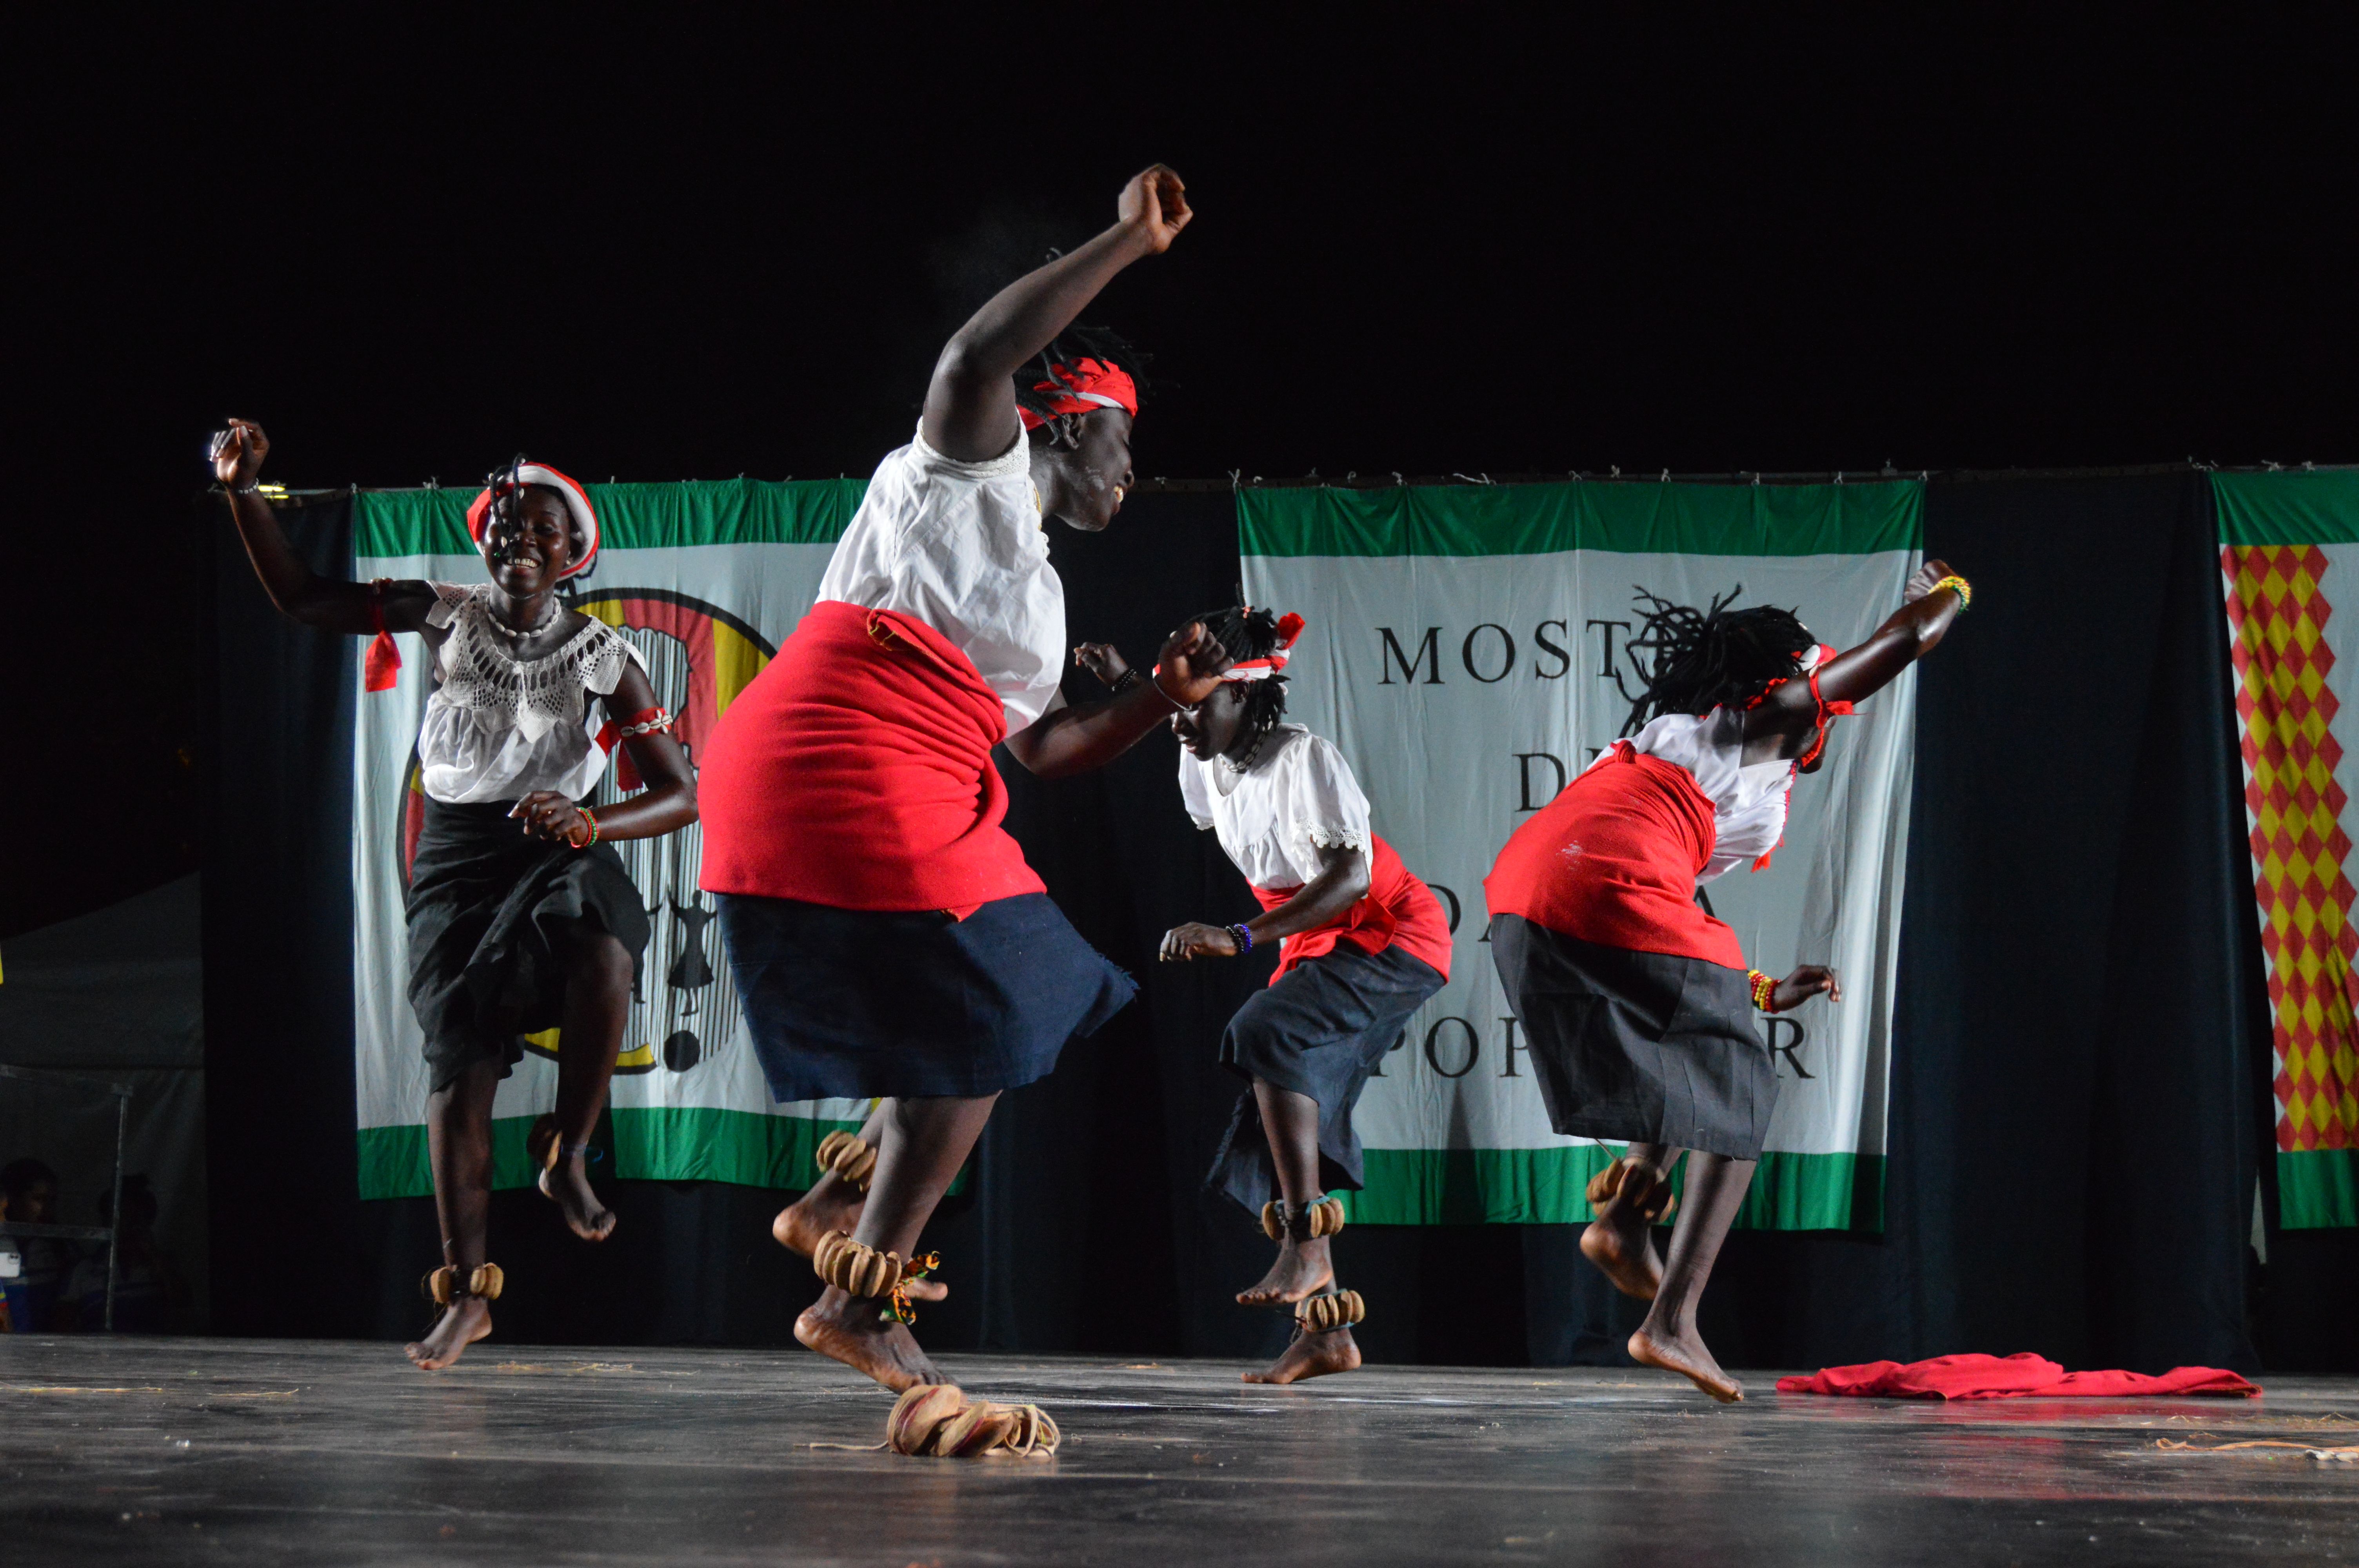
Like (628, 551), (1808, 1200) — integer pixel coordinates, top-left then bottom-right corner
(211, 425), (697, 1370)
(1095, 607), (1451, 1386)
(699, 166), (1221, 1393)
(1485, 563), (1969, 1402)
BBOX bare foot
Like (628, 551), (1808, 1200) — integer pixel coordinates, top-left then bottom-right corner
(1242, 1326), (1362, 1385)
(772, 1196), (946, 1301)
(539, 1152), (616, 1242)
(404, 1298), (493, 1371)
(1236, 1237), (1334, 1307)
(1628, 1325), (1744, 1403)
(1580, 1208), (1663, 1302)
(794, 1287), (948, 1392)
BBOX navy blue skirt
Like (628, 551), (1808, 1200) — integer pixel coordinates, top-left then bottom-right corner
(1488, 914), (1775, 1160)
(716, 891), (1136, 1101)
(1204, 943), (1445, 1216)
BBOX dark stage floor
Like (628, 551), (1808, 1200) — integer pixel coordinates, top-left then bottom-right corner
(4, 1337), (2357, 1566)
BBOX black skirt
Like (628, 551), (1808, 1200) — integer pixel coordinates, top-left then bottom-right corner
(1488, 913), (1776, 1160)
(1203, 943), (1447, 1216)
(716, 891), (1136, 1102)
(405, 797), (651, 1093)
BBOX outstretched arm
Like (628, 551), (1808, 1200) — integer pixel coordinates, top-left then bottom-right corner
(211, 419), (435, 635)
(920, 165), (1191, 462)
(1003, 620), (1230, 779)
(1161, 844), (1371, 962)
(1743, 557), (1966, 757)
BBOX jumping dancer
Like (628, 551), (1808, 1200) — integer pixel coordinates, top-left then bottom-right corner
(1087, 607), (1451, 1385)
(1485, 561), (1968, 1401)
(699, 165), (1214, 1392)
(211, 424), (697, 1370)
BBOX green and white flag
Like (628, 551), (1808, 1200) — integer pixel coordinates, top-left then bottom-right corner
(349, 480), (870, 1200)
(1238, 481), (1924, 1229)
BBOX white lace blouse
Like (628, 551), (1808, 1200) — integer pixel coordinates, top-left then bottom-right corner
(816, 421), (1067, 733)
(415, 583), (646, 805)
(1177, 726), (1375, 891)
(1603, 707), (1798, 882)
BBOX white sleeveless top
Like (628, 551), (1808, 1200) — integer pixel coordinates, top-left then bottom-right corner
(415, 583), (646, 805)
(816, 421), (1067, 733)
(1601, 707), (1799, 882)
(1177, 726), (1374, 891)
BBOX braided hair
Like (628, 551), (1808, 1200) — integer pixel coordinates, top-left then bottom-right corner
(1192, 603), (1289, 760)
(1014, 323), (1151, 433)
(1619, 586), (1813, 736)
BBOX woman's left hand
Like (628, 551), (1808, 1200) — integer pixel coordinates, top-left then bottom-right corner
(511, 791), (589, 846)
(1074, 642), (1131, 689)
(1773, 965), (1841, 1010)
(1160, 921), (1241, 962)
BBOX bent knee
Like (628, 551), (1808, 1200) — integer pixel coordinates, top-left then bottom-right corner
(569, 931), (635, 985)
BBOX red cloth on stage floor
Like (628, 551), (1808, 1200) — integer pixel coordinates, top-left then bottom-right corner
(1775, 1353), (2259, 1400)
(697, 599), (1045, 918)
(1250, 835), (1454, 986)
(1483, 744), (1745, 970)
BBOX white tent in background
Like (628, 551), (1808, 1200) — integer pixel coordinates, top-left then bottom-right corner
(0, 875), (208, 1328)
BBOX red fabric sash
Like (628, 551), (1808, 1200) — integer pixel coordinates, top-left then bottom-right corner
(1250, 835), (1454, 985)
(1776, 1353), (2258, 1400)
(696, 600), (1044, 916)
(1482, 743), (1745, 969)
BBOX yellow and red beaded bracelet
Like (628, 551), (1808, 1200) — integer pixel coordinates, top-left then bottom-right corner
(1747, 969), (1779, 1013)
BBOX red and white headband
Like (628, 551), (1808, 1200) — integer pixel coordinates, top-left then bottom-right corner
(1017, 357), (1141, 432)
(1219, 612), (1307, 683)
(467, 461), (601, 581)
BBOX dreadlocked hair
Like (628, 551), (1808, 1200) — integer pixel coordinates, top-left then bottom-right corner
(1619, 585), (1813, 737)
(1192, 604), (1289, 759)
(1014, 323), (1151, 432)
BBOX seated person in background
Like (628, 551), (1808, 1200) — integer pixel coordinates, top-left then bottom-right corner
(1, 1159), (78, 1332)
(67, 1177), (184, 1334)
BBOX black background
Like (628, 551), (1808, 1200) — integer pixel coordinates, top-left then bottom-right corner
(15, 7), (2359, 1370)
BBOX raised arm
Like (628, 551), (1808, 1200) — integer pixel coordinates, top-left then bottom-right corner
(1002, 619), (1230, 780)
(920, 165), (1191, 461)
(211, 419), (436, 635)
(1743, 558), (1966, 757)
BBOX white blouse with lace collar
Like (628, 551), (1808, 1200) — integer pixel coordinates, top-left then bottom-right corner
(1177, 725), (1374, 892)
(414, 583), (646, 805)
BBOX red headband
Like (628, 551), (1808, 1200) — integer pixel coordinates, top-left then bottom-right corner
(1017, 357), (1140, 432)
(1218, 612), (1308, 682)
(466, 462), (601, 581)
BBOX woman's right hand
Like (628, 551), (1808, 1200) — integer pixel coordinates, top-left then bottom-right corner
(212, 418), (268, 487)
(1152, 621), (1232, 707)
(1160, 921), (1241, 962)
(1772, 965), (1842, 1010)
(1117, 165), (1192, 254)
(1902, 559), (1955, 604)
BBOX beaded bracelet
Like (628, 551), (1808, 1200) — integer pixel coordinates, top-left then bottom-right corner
(1227, 923), (1254, 955)
(572, 806), (600, 850)
(1747, 969), (1779, 1013)
(1931, 573), (1972, 611)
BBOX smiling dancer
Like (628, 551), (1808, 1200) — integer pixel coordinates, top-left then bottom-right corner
(212, 424), (697, 1370)
(1485, 562), (1967, 1401)
(1085, 607), (1452, 1385)
(698, 165), (1225, 1392)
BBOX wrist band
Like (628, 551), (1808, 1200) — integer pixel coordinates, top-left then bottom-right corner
(572, 806), (600, 849)
(1931, 573), (1972, 611)
(1227, 923), (1254, 955)
(1111, 668), (1145, 695)
(1748, 969), (1779, 1013)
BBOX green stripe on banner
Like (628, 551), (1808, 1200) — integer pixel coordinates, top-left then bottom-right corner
(1338, 1147), (1883, 1230)
(356, 1109), (867, 1200)
(353, 477), (868, 559)
(1238, 479), (1923, 559)
(2278, 1149), (2359, 1229)
(2214, 471), (2359, 547)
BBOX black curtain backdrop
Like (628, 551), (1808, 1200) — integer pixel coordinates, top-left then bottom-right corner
(205, 475), (2310, 1372)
